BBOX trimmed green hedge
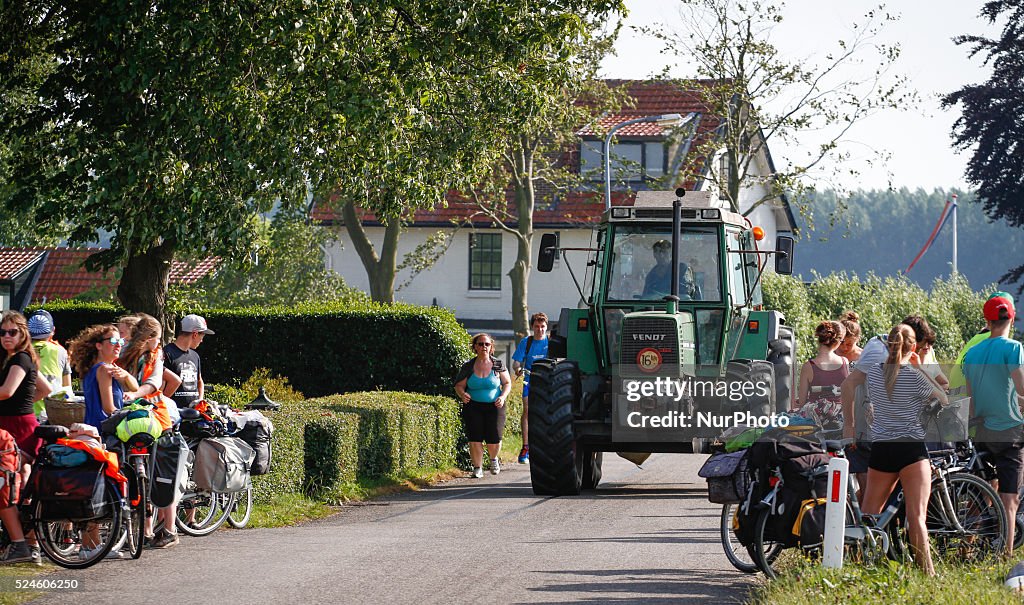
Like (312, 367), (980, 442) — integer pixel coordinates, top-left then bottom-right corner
(307, 392), (465, 477)
(303, 416), (360, 498)
(252, 406), (360, 505)
(240, 391), (463, 504)
(30, 300), (470, 397)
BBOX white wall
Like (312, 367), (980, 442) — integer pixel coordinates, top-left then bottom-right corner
(324, 226), (598, 324)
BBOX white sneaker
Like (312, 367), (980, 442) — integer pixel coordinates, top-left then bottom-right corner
(490, 458), (501, 475)
(472, 467), (483, 479)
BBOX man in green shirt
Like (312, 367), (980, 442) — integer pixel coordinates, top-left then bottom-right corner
(28, 311), (71, 421)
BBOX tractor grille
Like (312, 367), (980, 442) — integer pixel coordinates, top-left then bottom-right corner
(619, 317), (680, 376)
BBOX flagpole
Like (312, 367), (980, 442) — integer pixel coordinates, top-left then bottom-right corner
(951, 193), (958, 276)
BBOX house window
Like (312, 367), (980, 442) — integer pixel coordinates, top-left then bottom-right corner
(580, 140), (667, 184)
(469, 232), (502, 290)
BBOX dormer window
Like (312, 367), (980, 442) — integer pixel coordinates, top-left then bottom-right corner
(579, 140), (667, 184)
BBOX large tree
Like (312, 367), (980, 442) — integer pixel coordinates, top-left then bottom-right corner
(647, 0), (913, 220)
(0, 1), (622, 323)
(465, 24), (627, 337)
(333, 5), (626, 310)
(943, 0), (1024, 291)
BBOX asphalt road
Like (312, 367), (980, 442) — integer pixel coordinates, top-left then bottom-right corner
(31, 454), (759, 605)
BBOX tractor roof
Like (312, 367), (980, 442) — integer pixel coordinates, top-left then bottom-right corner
(605, 191), (747, 227)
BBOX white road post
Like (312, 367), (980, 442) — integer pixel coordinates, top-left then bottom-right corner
(822, 455), (849, 568)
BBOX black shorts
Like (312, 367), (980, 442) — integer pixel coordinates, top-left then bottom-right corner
(847, 440), (872, 474)
(868, 440), (929, 474)
(461, 401), (507, 443)
(978, 425), (1024, 494)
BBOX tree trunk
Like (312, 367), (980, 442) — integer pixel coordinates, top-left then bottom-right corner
(508, 139), (535, 339)
(342, 200), (400, 303)
(117, 239), (176, 333)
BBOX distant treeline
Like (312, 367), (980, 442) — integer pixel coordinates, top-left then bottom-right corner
(794, 188), (1023, 292)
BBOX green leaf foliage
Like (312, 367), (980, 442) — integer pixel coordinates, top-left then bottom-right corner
(763, 272), (992, 363)
(30, 300), (471, 398)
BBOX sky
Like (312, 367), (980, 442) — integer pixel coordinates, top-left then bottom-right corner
(600, 0), (1001, 192)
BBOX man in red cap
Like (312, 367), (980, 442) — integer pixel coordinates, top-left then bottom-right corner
(963, 295), (1024, 553)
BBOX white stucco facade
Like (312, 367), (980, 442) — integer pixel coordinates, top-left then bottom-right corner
(324, 226), (597, 326)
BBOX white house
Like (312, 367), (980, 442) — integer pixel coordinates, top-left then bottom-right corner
(319, 80), (796, 360)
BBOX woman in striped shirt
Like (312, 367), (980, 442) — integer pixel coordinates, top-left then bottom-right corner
(861, 323), (947, 575)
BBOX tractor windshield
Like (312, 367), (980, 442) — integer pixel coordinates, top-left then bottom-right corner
(605, 225), (721, 303)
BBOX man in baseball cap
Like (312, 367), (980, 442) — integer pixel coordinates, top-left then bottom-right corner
(163, 314), (213, 409)
(180, 314), (215, 335)
(963, 292), (1024, 553)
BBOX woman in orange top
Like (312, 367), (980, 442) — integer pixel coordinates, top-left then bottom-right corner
(119, 314), (179, 549)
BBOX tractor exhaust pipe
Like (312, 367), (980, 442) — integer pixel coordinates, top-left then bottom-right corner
(667, 190), (683, 314)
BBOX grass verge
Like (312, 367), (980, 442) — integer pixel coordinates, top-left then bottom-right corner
(752, 554), (1022, 604)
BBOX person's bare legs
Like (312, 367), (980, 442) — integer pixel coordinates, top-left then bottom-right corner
(0, 507), (23, 542)
(1001, 491), (1018, 556)
(900, 460), (935, 576)
(862, 468), (898, 515)
(486, 442), (500, 460)
(469, 442), (483, 469)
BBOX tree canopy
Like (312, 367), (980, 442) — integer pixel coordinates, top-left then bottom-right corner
(0, 0), (624, 319)
(647, 0), (913, 219)
(942, 0), (1024, 291)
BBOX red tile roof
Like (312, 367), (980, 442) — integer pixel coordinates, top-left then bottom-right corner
(34, 248), (116, 302)
(169, 257), (222, 284)
(313, 79), (724, 228)
(0, 249), (46, 281)
(0, 247), (220, 302)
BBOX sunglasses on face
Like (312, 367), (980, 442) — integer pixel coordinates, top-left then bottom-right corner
(475, 342), (493, 348)
(104, 337), (125, 346)
(0, 329), (19, 337)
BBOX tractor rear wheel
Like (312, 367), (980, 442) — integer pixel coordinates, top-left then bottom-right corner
(529, 359), (582, 496)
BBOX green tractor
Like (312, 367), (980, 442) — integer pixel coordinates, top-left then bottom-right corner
(529, 189), (797, 496)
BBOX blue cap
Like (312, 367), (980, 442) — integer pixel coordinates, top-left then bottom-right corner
(28, 312), (53, 339)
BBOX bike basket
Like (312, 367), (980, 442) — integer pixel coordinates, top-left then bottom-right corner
(44, 396), (85, 428)
(698, 450), (750, 504)
(923, 395), (970, 443)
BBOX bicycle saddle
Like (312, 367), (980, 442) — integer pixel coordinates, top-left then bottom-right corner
(824, 438), (855, 453)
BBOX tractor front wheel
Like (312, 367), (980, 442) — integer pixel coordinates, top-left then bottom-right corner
(529, 359), (582, 496)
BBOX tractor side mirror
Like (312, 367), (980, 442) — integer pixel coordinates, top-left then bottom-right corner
(537, 233), (558, 273)
(775, 236), (795, 275)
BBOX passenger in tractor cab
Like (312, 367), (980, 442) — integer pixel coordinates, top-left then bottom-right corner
(641, 240), (701, 301)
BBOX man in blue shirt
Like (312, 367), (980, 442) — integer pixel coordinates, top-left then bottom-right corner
(964, 295), (1024, 554)
(512, 312), (549, 464)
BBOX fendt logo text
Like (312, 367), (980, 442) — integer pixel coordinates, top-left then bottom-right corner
(631, 334), (667, 341)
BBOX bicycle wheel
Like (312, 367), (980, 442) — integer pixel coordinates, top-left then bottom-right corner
(227, 486), (253, 529)
(176, 488), (230, 537)
(125, 459), (147, 559)
(721, 504), (757, 572)
(750, 509), (798, 579)
(35, 478), (123, 569)
(928, 472), (1008, 562)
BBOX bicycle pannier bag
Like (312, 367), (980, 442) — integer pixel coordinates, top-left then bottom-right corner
(32, 460), (109, 521)
(793, 497), (828, 550)
(192, 437), (254, 493)
(698, 450), (749, 504)
(0, 429), (20, 508)
(236, 414), (273, 476)
(151, 432), (191, 507)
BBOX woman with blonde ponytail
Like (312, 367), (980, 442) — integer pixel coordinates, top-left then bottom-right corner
(862, 323), (947, 575)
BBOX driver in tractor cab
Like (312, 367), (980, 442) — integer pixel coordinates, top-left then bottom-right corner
(641, 240), (701, 301)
